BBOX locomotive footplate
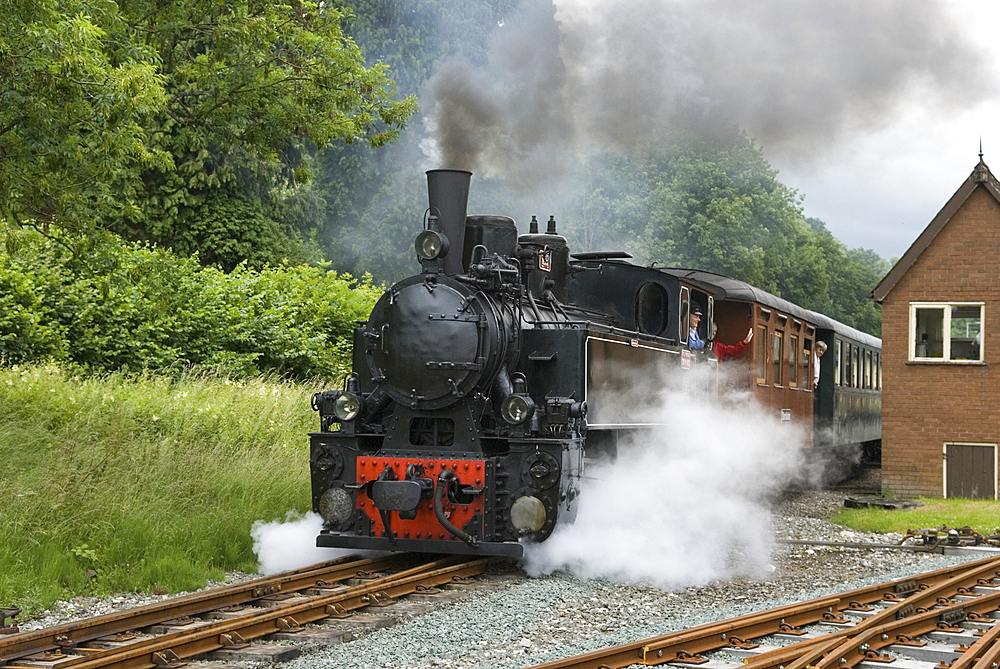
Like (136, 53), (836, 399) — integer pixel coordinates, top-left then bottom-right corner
(316, 532), (524, 557)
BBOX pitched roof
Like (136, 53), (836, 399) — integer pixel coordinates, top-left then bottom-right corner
(871, 157), (1000, 303)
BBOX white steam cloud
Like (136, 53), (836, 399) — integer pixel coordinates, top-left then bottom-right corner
(523, 367), (807, 588)
(251, 511), (356, 575)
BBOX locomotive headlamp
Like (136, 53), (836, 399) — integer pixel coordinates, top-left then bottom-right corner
(510, 495), (546, 533)
(319, 487), (354, 524)
(500, 394), (535, 424)
(415, 230), (449, 260)
(333, 392), (361, 422)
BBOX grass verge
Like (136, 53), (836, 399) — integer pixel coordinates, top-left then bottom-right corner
(0, 364), (320, 615)
(831, 498), (1000, 535)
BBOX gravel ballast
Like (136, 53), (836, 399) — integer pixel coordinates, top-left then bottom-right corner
(278, 487), (988, 669)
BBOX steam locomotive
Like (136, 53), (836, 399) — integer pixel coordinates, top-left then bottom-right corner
(309, 169), (880, 557)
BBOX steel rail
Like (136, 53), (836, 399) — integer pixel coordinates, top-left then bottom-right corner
(0, 553), (417, 662)
(775, 539), (943, 552)
(815, 589), (1000, 669)
(746, 585), (1000, 669)
(4, 555), (487, 669)
(964, 620), (1000, 669)
(755, 554), (1000, 669)
(525, 554), (1000, 669)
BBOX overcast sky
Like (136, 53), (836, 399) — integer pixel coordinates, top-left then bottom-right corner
(767, 2), (1000, 261)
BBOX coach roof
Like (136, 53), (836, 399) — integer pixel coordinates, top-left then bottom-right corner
(660, 268), (881, 348)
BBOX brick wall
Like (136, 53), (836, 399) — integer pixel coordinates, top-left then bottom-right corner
(882, 186), (1000, 497)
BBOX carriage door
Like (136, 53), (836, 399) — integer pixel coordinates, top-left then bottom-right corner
(944, 442), (996, 499)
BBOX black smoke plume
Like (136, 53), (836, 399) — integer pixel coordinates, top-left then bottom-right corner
(426, 0), (994, 183)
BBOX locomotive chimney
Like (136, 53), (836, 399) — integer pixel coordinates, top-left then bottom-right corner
(426, 169), (472, 277)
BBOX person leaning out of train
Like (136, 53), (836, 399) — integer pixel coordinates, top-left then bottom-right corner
(688, 305), (705, 349)
(812, 341), (828, 389)
(710, 323), (753, 361)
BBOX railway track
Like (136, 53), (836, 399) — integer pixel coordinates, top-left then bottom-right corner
(526, 554), (1000, 669)
(0, 553), (494, 669)
(9, 546), (1000, 669)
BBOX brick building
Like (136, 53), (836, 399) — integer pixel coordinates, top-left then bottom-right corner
(872, 156), (999, 498)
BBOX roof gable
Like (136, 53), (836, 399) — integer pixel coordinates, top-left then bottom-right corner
(871, 158), (1000, 303)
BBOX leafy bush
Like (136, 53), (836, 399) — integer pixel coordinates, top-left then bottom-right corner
(0, 231), (381, 379)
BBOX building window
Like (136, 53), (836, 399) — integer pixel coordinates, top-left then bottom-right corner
(910, 302), (984, 362)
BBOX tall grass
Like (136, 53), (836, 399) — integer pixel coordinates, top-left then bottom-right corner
(0, 364), (321, 614)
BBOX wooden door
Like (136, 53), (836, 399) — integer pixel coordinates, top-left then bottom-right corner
(944, 443), (996, 499)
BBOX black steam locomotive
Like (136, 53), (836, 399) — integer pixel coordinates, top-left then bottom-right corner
(309, 169), (720, 557)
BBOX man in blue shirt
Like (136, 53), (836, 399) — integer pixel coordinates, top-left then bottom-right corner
(688, 304), (705, 349)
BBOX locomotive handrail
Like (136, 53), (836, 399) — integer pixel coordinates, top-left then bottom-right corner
(525, 319), (683, 347)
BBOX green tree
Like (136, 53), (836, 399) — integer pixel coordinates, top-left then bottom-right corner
(602, 135), (885, 337)
(0, 1), (168, 238)
(645, 136), (805, 293)
(1, 0), (417, 269)
(117, 0), (417, 269)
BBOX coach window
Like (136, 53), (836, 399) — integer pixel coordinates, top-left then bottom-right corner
(773, 330), (784, 386)
(843, 344), (851, 387)
(755, 325), (767, 384)
(849, 346), (855, 387)
(803, 339), (813, 390)
(851, 346), (859, 387)
(910, 302), (983, 362)
(789, 334), (799, 387)
(834, 340), (842, 386)
(680, 287), (690, 344)
(864, 350), (872, 389)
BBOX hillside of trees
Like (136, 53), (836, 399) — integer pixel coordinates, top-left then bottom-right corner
(1, 0), (888, 380)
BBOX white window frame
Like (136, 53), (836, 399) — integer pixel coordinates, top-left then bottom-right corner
(909, 302), (984, 362)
